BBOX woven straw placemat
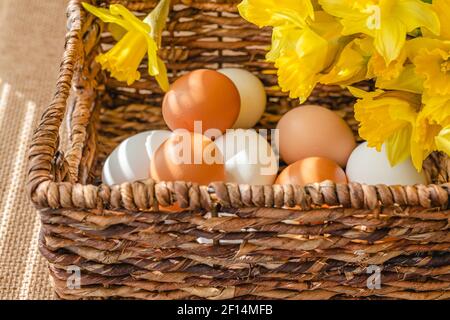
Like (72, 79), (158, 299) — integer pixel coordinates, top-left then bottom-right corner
(0, 0), (67, 300)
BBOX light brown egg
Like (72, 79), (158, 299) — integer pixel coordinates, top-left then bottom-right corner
(150, 132), (225, 185)
(275, 157), (347, 186)
(162, 69), (240, 135)
(276, 105), (356, 167)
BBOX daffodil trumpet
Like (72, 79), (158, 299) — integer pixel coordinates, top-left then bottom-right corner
(82, 1), (170, 91)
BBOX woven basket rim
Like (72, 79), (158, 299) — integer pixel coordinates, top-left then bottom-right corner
(26, 0), (450, 212)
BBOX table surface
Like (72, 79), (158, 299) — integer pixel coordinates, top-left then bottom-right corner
(0, 0), (68, 300)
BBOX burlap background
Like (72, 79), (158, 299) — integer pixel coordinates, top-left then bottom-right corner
(0, 0), (68, 299)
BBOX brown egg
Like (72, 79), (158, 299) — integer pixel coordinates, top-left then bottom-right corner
(276, 105), (356, 167)
(150, 132), (225, 185)
(162, 69), (240, 135)
(275, 157), (347, 186)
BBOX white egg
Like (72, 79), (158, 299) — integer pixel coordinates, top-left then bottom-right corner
(214, 129), (278, 185)
(144, 130), (174, 159)
(346, 142), (427, 185)
(102, 130), (172, 186)
(102, 145), (126, 186)
(218, 68), (266, 129)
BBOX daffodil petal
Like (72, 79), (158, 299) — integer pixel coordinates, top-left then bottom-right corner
(320, 39), (369, 85)
(375, 19), (406, 64)
(319, 0), (374, 36)
(387, 98), (420, 124)
(146, 37), (159, 76)
(432, 0), (450, 40)
(383, 91), (422, 113)
(144, 0), (171, 44)
(155, 57), (170, 92)
(309, 10), (343, 39)
(397, 0), (440, 35)
(343, 17), (375, 36)
(406, 37), (450, 60)
(348, 86), (384, 99)
(318, 0), (365, 20)
(320, 50), (364, 85)
(435, 126), (450, 155)
(82, 2), (130, 31)
(108, 23), (127, 41)
(110, 4), (151, 34)
(410, 111), (443, 171)
(266, 25), (301, 62)
(376, 65), (423, 94)
(410, 139), (426, 172)
(307, 11), (347, 69)
(295, 28), (328, 68)
(421, 95), (450, 126)
(386, 126), (412, 166)
(237, 0), (314, 28)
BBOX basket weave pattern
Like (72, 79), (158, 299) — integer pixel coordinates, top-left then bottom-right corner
(27, 0), (450, 299)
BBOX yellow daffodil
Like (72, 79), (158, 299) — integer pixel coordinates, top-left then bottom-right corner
(318, 0), (440, 64)
(274, 27), (327, 101)
(276, 13), (347, 102)
(82, 2), (170, 90)
(405, 37), (450, 96)
(350, 87), (419, 166)
(320, 37), (373, 86)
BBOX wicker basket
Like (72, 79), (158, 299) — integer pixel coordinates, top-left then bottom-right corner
(27, 0), (450, 300)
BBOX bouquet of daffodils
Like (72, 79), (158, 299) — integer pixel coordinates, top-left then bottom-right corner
(238, 0), (450, 172)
